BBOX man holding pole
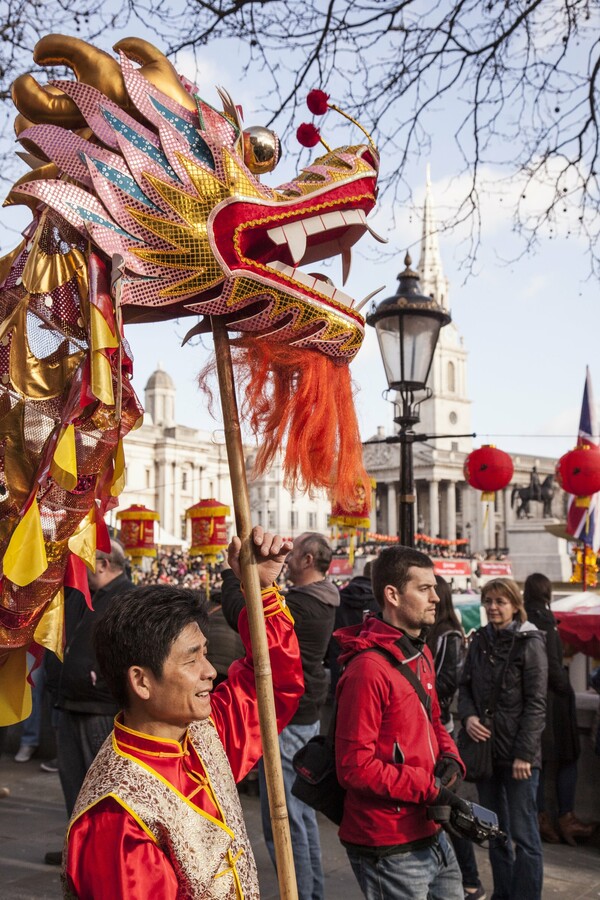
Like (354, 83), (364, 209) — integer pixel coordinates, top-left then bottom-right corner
(62, 527), (303, 899)
(222, 532), (338, 900)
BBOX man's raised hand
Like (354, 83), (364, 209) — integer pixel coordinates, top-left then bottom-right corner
(227, 527), (292, 589)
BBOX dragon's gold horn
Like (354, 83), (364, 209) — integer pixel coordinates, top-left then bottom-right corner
(12, 34), (127, 127)
(114, 38), (197, 112)
(11, 73), (83, 128)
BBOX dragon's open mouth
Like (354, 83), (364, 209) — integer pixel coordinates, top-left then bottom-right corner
(211, 174), (385, 320)
(263, 207), (386, 309)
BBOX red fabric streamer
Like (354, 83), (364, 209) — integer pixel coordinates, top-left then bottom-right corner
(307, 90), (330, 115)
(296, 123), (321, 148)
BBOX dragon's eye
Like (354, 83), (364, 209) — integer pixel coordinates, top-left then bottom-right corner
(242, 126), (281, 174)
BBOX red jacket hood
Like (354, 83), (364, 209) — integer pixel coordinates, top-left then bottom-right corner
(334, 614), (423, 670)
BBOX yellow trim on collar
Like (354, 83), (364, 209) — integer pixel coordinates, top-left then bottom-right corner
(112, 732), (235, 839)
(116, 716), (187, 750)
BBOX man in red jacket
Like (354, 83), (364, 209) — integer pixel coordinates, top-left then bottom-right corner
(334, 546), (467, 900)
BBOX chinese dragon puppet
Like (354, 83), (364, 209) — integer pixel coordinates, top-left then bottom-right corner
(0, 35), (381, 713)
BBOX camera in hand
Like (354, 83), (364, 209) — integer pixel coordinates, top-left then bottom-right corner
(428, 800), (507, 846)
(451, 801), (506, 845)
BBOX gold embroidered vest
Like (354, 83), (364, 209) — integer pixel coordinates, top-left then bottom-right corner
(66, 719), (260, 899)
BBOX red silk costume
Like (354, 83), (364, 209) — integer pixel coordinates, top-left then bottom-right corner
(64, 588), (303, 899)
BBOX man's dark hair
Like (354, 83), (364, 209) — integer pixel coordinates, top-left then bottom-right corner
(371, 546), (434, 608)
(298, 532), (333, 575)
(94, 585), (209, 709)
(98, 538), (126, 572)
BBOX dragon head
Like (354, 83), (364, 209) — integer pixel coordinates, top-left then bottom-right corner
(10, 35), (381, 361)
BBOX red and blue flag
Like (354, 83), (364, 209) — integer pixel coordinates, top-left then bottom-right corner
(566, 367), (600, 551)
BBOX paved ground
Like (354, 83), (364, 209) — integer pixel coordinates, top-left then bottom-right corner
(0, 749), (599, 899)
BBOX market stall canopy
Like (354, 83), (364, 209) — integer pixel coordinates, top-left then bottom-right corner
(552, 592), (600, 657)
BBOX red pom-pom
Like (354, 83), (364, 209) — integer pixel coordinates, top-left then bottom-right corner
(296, 123), (321, 148)
(307, 89), (330, 116)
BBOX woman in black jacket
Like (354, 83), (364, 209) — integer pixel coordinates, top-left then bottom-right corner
(427, 576), (465, 732)
(523, 572), (595, 846)
(458, 578), (547, 900)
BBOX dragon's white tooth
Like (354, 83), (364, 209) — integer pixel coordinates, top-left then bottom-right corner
(269, 260), (289, 272)
(267, 226), (286, 245)
(281, 222), (307, 264)
(341, 210), (361, 225)
(365, 221), (388, 243)
(294, 270), (317, 289)
(315, 280), (336, 299)
(357, 209), (366, 222)
(320, 211), (346, 230)
(354, 285), (385, 312)
(341, 247), (352, 285)
(304, 216), (325, 235)
(332, 287), (354, 307)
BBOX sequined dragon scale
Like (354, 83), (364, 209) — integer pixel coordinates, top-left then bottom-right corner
(0, 35), (380, 667)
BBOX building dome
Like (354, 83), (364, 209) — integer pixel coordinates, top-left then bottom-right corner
(144, 363), (176, 428)
(145, 363), (175, 392)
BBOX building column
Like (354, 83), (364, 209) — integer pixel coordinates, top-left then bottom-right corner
(171, 461), (179, 537)
(429, 480), (440, 538)
(446, 481), (457, 540)
(504, 486), (513, 530)
(485, 501), (496, 550)
(156, 459), (168, 529)
(387, 482), (398, 537)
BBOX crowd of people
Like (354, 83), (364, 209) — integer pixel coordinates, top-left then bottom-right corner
(7, 531), (599, 900)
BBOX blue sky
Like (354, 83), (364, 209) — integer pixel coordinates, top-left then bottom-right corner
(1, 24), (597, 463)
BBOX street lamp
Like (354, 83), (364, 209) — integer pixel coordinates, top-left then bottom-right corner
(366, 252), (451, 547)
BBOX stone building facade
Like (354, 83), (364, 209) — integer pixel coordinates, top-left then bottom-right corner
(111, 364), (236, 543)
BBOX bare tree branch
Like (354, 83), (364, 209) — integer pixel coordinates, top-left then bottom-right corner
(1, 0), (598, 272)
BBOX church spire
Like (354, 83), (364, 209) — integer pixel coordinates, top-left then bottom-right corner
(418, 165), (449, 311)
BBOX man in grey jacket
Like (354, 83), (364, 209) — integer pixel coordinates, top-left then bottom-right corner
(221, 531), (339, 900)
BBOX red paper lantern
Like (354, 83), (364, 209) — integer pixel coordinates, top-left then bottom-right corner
(556, 445), (600, 506)
(186, 498), (230, 561)
(116, 504), (159, 559)
(464, 445), (514, 501)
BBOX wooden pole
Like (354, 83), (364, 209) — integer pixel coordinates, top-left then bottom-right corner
(211, 318), (298, 900)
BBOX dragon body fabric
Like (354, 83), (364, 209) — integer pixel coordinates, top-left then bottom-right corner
(0, 36), (379, 701)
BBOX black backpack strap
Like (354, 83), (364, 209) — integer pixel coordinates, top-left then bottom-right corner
(340, 645), (432, 721)
(366, 646), (433, 722)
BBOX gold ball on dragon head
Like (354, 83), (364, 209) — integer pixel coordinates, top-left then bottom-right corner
(242, 126), (280, 174)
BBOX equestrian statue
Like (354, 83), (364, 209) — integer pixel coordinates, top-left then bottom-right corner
(511, 467), (555, 519)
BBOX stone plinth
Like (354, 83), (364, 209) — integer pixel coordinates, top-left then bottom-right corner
(506, 518), (572, 582)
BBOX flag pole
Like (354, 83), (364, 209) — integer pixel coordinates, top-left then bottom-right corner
(211, 317), (298, 900)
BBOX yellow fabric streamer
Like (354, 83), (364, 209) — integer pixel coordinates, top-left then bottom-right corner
(110, 439), (126, 497)
(91, 349), (114, 406)
(68, 507), (97, 570)
(3, 498), (47, 586)
(90, 305), (117, 405)
(0, 648), (32, 726)
(50, 424), (78, 491)
(90, 302), (118, 350)
(34, 589), (65, 662)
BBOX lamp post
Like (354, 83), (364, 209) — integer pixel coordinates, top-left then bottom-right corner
(366, 253), (453, 548)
